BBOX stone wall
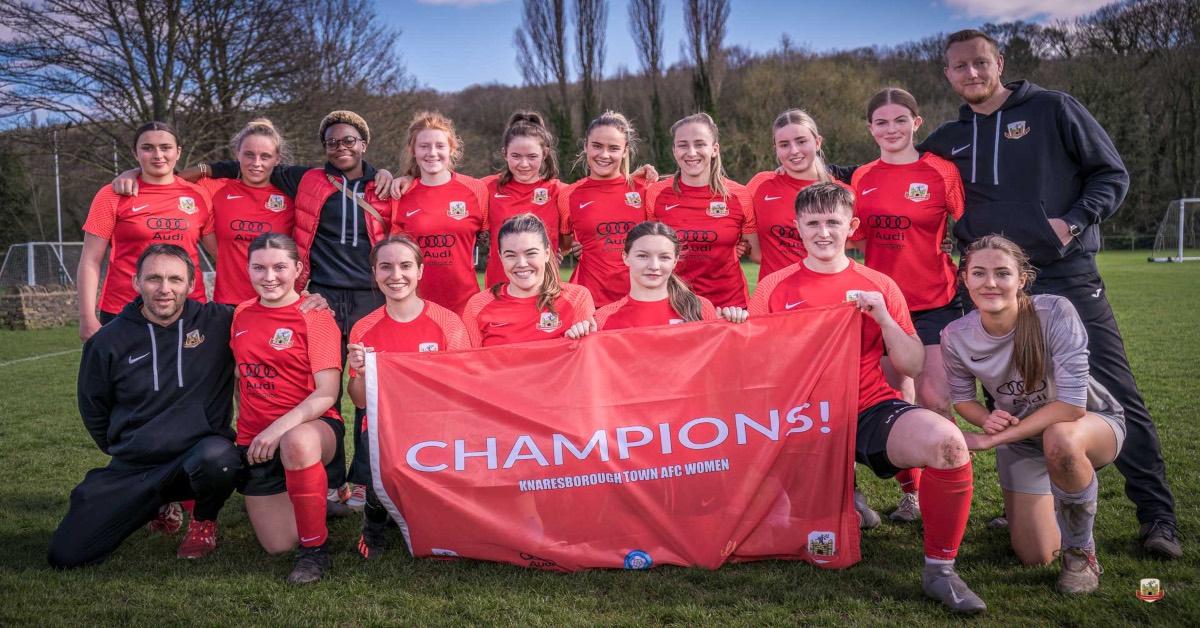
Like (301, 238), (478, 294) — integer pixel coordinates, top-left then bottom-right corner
(0, 285), (77, 330)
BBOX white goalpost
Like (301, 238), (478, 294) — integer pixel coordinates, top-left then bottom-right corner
(1149, 198), (1200, 263)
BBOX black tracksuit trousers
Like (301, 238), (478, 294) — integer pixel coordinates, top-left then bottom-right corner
(47, 436), (242, 568)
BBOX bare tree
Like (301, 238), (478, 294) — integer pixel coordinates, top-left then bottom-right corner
(514, 0), (573, 163)
(574, 0), (607, 133)
(629, 0), (667, 168)
(682, 0), (729, 117)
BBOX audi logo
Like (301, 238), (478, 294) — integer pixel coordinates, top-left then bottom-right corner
(868, 215), (912, 229)
(417, 234), (457, 248)
(677, 229), (719, 244)
(770, 225), (799, 239)
(997, 379), (1046, 396)
(230, 219), (270, 233)
(238, 363), (278, 378)
(145, 217), (189, 231)
(595, 221), (635, 236)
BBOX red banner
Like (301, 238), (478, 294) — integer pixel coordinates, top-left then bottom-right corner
(366, 304), (862, 571)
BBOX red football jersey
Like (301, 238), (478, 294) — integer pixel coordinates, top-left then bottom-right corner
(230, 300), (342, 445)
(746, 172), (854, 280)
(347, 300), (471, 378)
(748, 260), (915, 412)
(594, 294), (717, 330)
(461, 282), (595, 347)
(391, 173), (489, 314)
(483, 175), (562, 289)
(558, 177), (651, 307)
(195, 178), (295, 305)
(83, 178), (213, 313)
(645, 178), (755, 308)
(850, 153), (964, 312)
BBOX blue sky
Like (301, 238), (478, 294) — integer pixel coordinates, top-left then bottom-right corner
(378, 0), (1110, 92)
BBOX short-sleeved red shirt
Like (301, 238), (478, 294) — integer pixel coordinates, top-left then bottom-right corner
(558, 177), (651, 307)
(645, 178), (755, 308)
(83, 178), (213, 313)
(195, 178), (295, 305)
(391, 173), (489, 314)
(748, 260), (915, 412)
(347, 300), (471, 378)
(231, 299), (342, 445)
(483, 175), (562, 289)
(594, 294), (717, 330)
(461, 282), (595, 347)
(850, 153), (964, 312)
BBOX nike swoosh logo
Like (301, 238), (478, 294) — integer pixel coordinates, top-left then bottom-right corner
(493, 193), (510, 199)
(128, 352), (150, 364)
(1092, 288), (1103, 298)
(488, 322), (511, 327)
(226, 194), (243, 200)
(948, 586), (964, 605)
(579, 201), (595, 208)
(664, 204), (679, 211)
(300, 536), (321, 544)
(785, 300), (805, 310)
(235, 330), (249, 337)
(131, 205), (150, 213)
(952, 144), (971, 155)
(861, 188), (877, 196)
(405, 209), (421, 217)
(969, 355), (990, 362)
(763, 195), (782, 201)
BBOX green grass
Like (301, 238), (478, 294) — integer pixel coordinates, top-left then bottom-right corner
(1, 251), (1196, 626)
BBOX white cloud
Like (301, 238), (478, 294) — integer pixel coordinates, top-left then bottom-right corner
(415, 0), (507, 6)
(943, 0), (1113, 21)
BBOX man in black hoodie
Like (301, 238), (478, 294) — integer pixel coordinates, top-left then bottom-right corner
(921, 29), (1180, 559)
(48, 245), (243, 567)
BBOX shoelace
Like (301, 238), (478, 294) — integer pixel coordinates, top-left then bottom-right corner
(1148, 521), (1180, 542)
(1053, 548), (1103, 575)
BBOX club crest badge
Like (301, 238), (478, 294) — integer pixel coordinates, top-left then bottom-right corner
(178, 197), (197, 215)
(707, 201), (728, 218)
(845, 290), (862, 303)
(625, 192), (642, 208)
(807, 531), (836, 559)
(1137, 578), (1164, 603)
(269, 327), (294, 350)
(265, 194), (287, 212)
(448, 201), (468, 219)
(1005, 120), (1030, 140)
(532, 187), (550, 205)
(905, 182), (929, 202)
(418, 342), (439, 352)
(537, 311), (561, 332)
(183, 329), (205, 349)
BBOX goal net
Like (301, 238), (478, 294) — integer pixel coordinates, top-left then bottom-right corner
(1149, 198), (1200, 263)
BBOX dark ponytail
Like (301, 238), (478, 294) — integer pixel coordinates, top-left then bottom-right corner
(624, 221), (703, 322)
(497, 110), (559, 189)
(962, 235), (1045, 388)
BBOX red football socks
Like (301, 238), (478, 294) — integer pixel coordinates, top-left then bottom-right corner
(285, 462), (329, 548)
(895, 468), (921, 494)
(919, 462), (973, 561)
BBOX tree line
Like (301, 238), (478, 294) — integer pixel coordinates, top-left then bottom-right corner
(0, 0), (1195, 249)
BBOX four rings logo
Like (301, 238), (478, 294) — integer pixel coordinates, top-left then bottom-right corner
(238, 363), (278, 378)
(229, 219), (270, 233)
(596, 221), (634, 236)
(770, 225), (799, 240)
(145, 217), (189, 231)
(418, 234), (457, 248)
(677, 229), (718, 244)
(997, 379), (1047, 396)
(868, 215), (912, 230)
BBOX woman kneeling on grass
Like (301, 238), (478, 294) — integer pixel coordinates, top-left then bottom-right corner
(346, 235), (471, 559)
(594, 221), (747, 329)
(231, 233), (343, 584)
(943, 235), (1125, 594)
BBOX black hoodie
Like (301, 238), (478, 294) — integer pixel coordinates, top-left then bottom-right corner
(77, 298), (236, 466)
(921, 80), (1129, 278)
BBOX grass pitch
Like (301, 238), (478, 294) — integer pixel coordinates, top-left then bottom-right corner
(0, 251), (1195, 626)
